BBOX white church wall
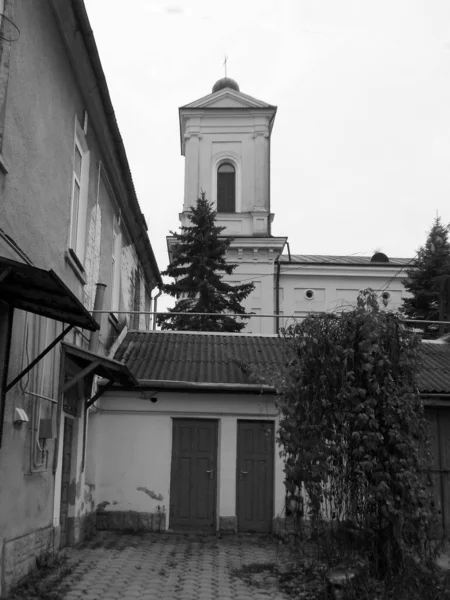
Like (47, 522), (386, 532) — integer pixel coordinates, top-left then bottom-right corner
(226, 247), (280, 334)
(181, 99), (274, 238)
(279, 269), (408, 326)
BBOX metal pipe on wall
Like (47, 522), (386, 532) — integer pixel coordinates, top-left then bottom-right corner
(152, 289), (162, 330)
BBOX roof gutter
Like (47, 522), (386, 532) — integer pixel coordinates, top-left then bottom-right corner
(420, 393), (450, 406)
(135, 380), (276, 394)
(69, 1), (162, 287)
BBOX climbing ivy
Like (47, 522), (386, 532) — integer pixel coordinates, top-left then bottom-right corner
(269, 290), (437, 577)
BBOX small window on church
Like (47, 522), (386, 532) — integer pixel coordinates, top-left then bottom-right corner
(217, 163), (236, 212)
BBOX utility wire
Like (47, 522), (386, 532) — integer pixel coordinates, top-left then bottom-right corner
(374, 254), (417, 294)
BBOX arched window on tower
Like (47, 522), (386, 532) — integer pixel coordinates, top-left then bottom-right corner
(217, 163), (236, 212)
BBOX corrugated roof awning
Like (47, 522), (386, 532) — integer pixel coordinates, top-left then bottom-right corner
(0, 256), (99, 331)
(62, 342), (138, 394)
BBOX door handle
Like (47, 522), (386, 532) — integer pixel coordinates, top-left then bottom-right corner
(206, 469), (214, 479)
(240, 470), (248, 480)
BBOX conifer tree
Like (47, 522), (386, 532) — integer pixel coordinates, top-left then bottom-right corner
(158, 193), (254, 332)
(402, 217), (450, 334)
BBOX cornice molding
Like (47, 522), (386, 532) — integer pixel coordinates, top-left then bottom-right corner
(279, 264), (408, 279)
(228, 237), (287, 250)
(181, 88), (276, 110)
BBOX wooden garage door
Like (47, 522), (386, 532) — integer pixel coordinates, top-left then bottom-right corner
(426, 408), (450, 536)
(169, 419), (218, 531)
(236, 420), (274, 533)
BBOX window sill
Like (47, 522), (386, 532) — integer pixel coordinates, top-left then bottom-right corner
(0, 153), (8, 174)
(65, 249), (86, 285)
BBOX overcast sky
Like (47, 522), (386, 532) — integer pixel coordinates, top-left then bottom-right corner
(84, 0), (450, 302)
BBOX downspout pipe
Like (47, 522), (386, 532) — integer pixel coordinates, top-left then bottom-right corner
(89, 283), (107, 353)
(286, 241), (291, 262)
(275, 260), (281, 334)
(275, 241), (290, 334)
(152, 289), (163, 331)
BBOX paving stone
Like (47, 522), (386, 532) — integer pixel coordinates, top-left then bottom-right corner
(24, 532), (292, 600)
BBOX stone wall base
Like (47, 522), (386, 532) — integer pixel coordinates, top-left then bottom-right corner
(96, 510), (166, 532)
(219, 516), (237, 533)
(2, 513), (98, 594)
(65, 512), (97, 547)
(2, 524), (56, 594)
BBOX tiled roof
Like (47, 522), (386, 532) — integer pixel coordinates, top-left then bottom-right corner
(113, 331), (450, 395)
(418, 342), (450, 394)
(113, 331), (281, 388)
(280, 255), (412, 267)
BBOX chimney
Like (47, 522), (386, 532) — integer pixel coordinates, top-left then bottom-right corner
(89, 283), (107, 353)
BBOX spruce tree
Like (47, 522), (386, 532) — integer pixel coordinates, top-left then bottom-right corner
(158, 193), (254, 332)
(402, 217), (450, 335)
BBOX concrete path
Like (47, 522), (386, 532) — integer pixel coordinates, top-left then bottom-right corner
(56, 532), (291, 600)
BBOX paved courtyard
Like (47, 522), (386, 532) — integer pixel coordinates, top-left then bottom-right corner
(52, 532), (292, 600)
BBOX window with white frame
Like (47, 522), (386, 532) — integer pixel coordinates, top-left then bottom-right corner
(111, 214), (122, 316)
(69, 117), (90, 266)
(30, 316), (56, 471)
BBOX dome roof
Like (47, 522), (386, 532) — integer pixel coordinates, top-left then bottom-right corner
(212, 77), (240, 93)
(371, 252), (389, 263)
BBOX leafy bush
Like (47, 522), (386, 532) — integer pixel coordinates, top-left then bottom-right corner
(269, 290), (439, 579)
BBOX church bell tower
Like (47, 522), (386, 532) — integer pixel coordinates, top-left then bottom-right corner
(170, 77), (287, 333)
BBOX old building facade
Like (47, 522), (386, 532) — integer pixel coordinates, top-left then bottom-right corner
(0, 1), (160, 593)
(87, 331), (450, 538)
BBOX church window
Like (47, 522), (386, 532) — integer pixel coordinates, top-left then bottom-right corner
(217, 163), (236, 212)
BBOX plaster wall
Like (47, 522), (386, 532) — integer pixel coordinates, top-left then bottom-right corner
(182, 113), (272, 237)
(0, 306), (63, 595)
(279, 269), (408, 325)
(89, 392), (285, 530)
(225, 259), (277, 335)
(1, 1), (85, 286)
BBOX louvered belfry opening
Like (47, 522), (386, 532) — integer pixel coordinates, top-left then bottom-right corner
(217, 163), (236, 212)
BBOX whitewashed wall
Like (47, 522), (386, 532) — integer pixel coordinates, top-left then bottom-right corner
(279, 267), (409, 328)
(88, 391), (285, 530)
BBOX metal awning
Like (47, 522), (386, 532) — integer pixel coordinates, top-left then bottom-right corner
(0, 256), (99, 331)
(61, 342), (138, 396)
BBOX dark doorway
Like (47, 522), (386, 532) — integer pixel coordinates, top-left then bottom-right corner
(170, 419), (218, 531)
(236, 420), (274, 532)
(59, 417), (74, 547)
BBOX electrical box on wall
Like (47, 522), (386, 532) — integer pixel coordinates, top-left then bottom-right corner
(39, 418), (56, 439)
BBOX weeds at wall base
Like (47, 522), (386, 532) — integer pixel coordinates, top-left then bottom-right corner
(276, 525), (450, 600)
(3, 552), (75, 600)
